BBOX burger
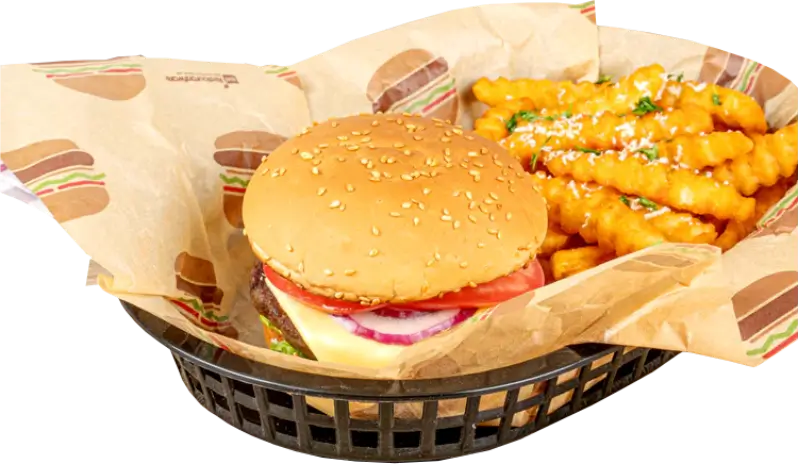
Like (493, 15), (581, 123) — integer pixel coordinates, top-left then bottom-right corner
(242, 113), (547, 367)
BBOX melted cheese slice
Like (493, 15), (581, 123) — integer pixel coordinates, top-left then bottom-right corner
(264, 280), (407, 369)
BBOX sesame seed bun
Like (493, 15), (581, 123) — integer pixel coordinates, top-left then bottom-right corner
(242, 113), (547, 303)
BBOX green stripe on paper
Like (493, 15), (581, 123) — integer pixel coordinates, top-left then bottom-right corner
(399, 78), (456, 114)
(219, 173), (249, 187)
(746, 319), (798, 356)
(737, 61), (759, 92)
(30, 172), (106, 193)
(175, 297), (229, 322)
(33, 63), (141, 74)
(264, 66), (290, 74)
(758, 188), (798, 227)
(570, 1), (594, 8)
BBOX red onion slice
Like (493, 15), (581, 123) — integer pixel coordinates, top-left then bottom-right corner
(333, 307), (477, 346)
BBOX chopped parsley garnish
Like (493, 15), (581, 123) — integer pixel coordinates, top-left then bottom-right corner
(632, 96), (663, 116)
(595, 75), (612, 84)
(576, 146), (602, 155)
(562, 105), (574, 119)
(712, 93), (722, 106)
(530, 136), (552, 171)
(668, 72), (684, 83)
(637, 145), (659, 162)
(506, 110), (539, 133)
(638, 197), (658, 210)
(620, 195), (631, 206)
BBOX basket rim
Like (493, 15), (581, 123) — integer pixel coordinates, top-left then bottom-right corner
(123, 300), (623, 401)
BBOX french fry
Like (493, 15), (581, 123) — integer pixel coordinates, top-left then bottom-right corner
(530, 173), (666, 255)
(657, 131), (754, 170)
(473, 98), (536, 141)
(573, 64), (667, 116)
(659, 80), (767, 134)
(503, 106), (714, 167)
(472, 76), (599, 108)
(635, 202), (719, 244)
(715, 180), (790, 250)
(540, 222), (576, 258)
(551, 246), (613, 281)
(712, 123), (798, 195)
(543, 147), (756, 222)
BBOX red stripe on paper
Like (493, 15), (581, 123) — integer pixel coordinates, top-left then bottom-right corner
(169, 299), (221, 328)
(36, 188), (55, 196)
(582, 6), (596, 14)
(763, 333), (797, 359)
(422, 88), (457, 114)
(277, 71), (296, 78)
(100, 68), (142, 74)
(744, 64), (765, 94)
(57, 180), (106, 190)
(223, 185), (247, 194)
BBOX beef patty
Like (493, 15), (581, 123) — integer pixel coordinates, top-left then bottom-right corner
(249, 263), (316, 359)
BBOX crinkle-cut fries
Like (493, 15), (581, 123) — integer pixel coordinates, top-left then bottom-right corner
(474, 64), (796, 281)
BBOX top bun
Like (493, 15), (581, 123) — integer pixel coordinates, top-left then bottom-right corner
(243, 113), (547, 304)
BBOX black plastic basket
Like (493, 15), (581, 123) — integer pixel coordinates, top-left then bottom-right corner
(123, 301), (677, 462)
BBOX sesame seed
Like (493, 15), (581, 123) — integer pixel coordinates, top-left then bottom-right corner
(413, 135), (423, 141)
(334, 292), (344, 299)
(493, 159), (503, 167)
(318, 143), (329, 148)
(489, 213), (496, 222)
(473, 161), (485, 168)
(489, 192), (499, 200)
(366, 161), (374, 169)
(328, 199), (342, 209)
(332, 121), (339, 127)
(390, 212), (401, 217)
(298, 262), (304, 272)
(300, 127), (310, 135)
(444, 148), (452, 156)
(379, 155), (388, 163)
(386, 157), (396, 164)
(406, 124), (417, 131)
(300, 152), (314, 160)
(291, 148), (299, 154)
(394, 142), (405, 148)
(479, 204), (489, 213)
(453, 220), (461, 229)
(261, 155), (267, 163)
(460, 162), (470, 169)
(371, 120), (379, 126)
(497, 231), (502, 239)
(346, 184), (355, 192)
(442, 208), (450, 215)
(473, 175), (481, 182)
(477, 242), (485, 248)
(460, 261), (469, 268)
(469, 201), (477, 209)
(452, 190), (460, 197)
(344, 269), (356, 276)
(401, 174), (413, 181)
(313, 148), (322, 154)
(371, 170), (381, 178)
(453, 128), (464, 135)
(467, 215), (477, 223)
(469, 169), (480, 177)
(347, 145), (360, 151)
(413, 217), (420, 226)
(351, 131), (361, 136)
(337, 135), (348, 141)
(419, 188), (430, 196)
(441, 215), (452, 221)
(403, 149), (412, 156)
(480, 147), (489, 154)
(383, 171), (392, 179)
(360, 158), (368, 165)
(441, 137), (451, 143)
(362, 130), (371, 135)
(286, 244), (294, 252)
(402, 202), (412, 209)
(496, 176), (506, 182)
(426, 259), (435, 267)
(271, 171), (280, 178)
(445, 130), (453, 136)
(369, 249), (379, 257)
(317, 187), (327, 196)
(506, 212), (513, 221)
(434, 252), (442, 261)
(312, 167), (321, 175)
(508, 185), (516, 193)
(339, 204), (346, 211)
(372, 226), (381, 236)
(418, 202), (426, 210)
(324, 269), (334, 276)
(312, 159), (321, 166)
(467, 151), (478, 157)
(337, 157), (346, 162)
(468, 281), (477, 288)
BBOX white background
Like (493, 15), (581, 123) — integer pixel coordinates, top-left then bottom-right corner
(1, 1), (796, 463)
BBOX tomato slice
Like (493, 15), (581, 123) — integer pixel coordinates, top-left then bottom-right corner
(262, 264), (385, 315)
(396, 260), (545, 310)
(263, 260), (545, 315)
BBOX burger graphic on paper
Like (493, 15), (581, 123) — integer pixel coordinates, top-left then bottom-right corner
(169, 252), (228, 329)
(242, 114), (547, 365)
(213, 130), (287, 228)
(31, 57), (145, 101)
(0, 139), (109, 223)
(263, 64), (303, 90)
(733, 271), (797, 360)
(366, 49), (459, 123)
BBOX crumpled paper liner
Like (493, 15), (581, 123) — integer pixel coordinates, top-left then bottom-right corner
(1, 2), (796, 423)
